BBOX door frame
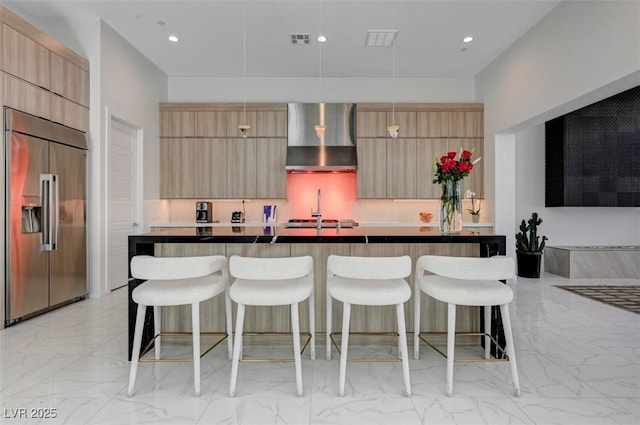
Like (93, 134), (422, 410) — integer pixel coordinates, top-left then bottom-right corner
(104, 106), (143, 294)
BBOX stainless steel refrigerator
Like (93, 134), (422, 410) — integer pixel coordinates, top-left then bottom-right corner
(4, 108), (88, 325)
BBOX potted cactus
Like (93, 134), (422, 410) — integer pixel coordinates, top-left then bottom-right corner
(515, 212), (548, 278)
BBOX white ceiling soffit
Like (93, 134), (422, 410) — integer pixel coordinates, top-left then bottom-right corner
(3, 0), (560, 78)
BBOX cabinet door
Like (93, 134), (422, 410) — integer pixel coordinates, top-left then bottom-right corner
(3, 72), (50, 119)
(387, 111), (417, 138)
(50, 94), (88, 132)
(160, 138), (195, 198)
(226, 110), (257, 138)
(256, 138), (287, 199)
(160, 111), (195, 137)
(450, 111), (483, 138)
(195, 138), (227, 198)
(50, 53), (89, 107)
(257, 111), (287, 137)
(356, 111), (387, 138)
(448, 138), (484, 197)
(195, 111), (227, 137)
(226, 138), (257, 198)
(417, 111), (451, 138)
(416, 138), (448, 198)
(386, 139), (417, 198)
(356, 138), (387, 198)
(1, 25), (50, 89)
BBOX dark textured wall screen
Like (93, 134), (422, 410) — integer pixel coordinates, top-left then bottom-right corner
(545, 86), (640, 207)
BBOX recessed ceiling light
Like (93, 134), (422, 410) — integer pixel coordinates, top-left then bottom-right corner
(462, 36), (474, 43)
(317, 35), (327, 43)
(168, 35), (179, 43)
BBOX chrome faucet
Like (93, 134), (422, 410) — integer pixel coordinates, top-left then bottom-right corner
(311, 189), (322, 230)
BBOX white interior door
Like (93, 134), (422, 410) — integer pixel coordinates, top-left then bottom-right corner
(108, 115), (140, 291)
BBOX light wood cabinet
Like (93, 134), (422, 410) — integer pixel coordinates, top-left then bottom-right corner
(386, 139), (417, 199)
(356, 111), (387, 137)
(256, 138), (287, 198)
(450, 111), (483, 138)
(417, 111), (450, 137)
(257, 111), (287, 137)
(50, 53), (88, 107)
(1, 24), (50, 89)
(3, 72), (50, 119)
(160, 111), (195, 137)
(194, 138), (227, 198)
(226, 138), (257, 199)
(160, 138), (195, 198)
(356, 138), (387, 198)
(195, 111), (227, 137)
(357, 104), (483, 199)
(416, 138), (448, 199)
(50, 94), (88, 132)
(387, 111), (417, 138)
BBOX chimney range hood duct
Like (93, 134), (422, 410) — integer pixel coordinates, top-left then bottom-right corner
(286, 103), (357, 171)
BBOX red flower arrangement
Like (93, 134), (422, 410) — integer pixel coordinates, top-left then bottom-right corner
(432, 149), (478, 184)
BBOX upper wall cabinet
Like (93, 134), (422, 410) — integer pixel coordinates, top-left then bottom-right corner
(50, 53), (89, 107)
(159, 103), (288, 199)
(356, 103), (484, 199)
(1, 8), (90, 132)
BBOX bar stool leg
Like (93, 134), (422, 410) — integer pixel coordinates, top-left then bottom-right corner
(338, 302), (351, 397)
(291, 302), (303, 396)
(500, 304), (521, 396)
(153, 306), (162, 360)
(191, 302), (201, 396)
(326, 291), (332, 361)
(484, 305), (491, 360)
(309, 290), (316, 360)
(128, 304), (147, 396)
(225, 287), (233, 360)
(413, 288), (421, 360)
(396, 303), (411, 396)
(229, 304), (246, 397)
(446, 303), (456, 397)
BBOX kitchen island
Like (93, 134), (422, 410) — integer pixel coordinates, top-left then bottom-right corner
(128, 226), (506, 359)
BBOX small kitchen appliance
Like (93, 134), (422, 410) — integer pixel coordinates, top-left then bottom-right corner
(195, 201), (213, 223)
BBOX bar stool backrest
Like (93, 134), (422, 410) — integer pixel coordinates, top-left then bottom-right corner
(131, 255), (229, 281)
(229, 255), (313, 281)
(418, 255), (515, 281)
(327, 255), (411, 280)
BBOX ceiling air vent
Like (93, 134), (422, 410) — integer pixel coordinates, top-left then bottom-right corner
(365, 30), (398, 47)
(290, 33), (310, 45)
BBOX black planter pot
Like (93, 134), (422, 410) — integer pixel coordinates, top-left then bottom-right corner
(516, 251), (542, 278)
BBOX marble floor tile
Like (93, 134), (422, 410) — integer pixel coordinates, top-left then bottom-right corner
(1, 274), (639, 425)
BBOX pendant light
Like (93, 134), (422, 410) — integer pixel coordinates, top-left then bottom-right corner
(238, 1), (250, 137)
(314, 0), (326, 138)
(387, 1), (399, 139)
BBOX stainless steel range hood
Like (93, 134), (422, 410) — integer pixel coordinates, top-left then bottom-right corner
(286, 103), (357, 172)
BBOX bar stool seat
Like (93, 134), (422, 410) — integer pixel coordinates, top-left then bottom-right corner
(328, 276), (411, 306)
(128, 255), (232, 397)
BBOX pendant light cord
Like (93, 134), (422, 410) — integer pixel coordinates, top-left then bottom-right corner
(391, 0), (396, 125)
(242, 1), (247, 123)
(318, 0), (323, 105)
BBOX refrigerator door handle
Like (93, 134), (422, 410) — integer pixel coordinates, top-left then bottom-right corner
(40, 174), (55, 251)
(52, 174), (59, 250)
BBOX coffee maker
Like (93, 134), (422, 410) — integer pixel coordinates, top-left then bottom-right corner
(196, 201), (213, 223)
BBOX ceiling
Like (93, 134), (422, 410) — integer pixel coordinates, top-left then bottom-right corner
(5, 0), (560, 79)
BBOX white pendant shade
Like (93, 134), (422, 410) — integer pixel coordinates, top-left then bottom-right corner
(388, 124), (400, 139)
(314, 124), (326, 138)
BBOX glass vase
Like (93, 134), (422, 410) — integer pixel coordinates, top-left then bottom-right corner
(440, 180), (463, 233)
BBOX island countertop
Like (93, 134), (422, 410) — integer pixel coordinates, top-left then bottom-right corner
(132, 225), (503, 247)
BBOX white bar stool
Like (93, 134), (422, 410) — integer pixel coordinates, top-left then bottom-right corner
(413, 255), (521, 397)
(326, 255), (412, 396)
(128, 255), (232, 396)
(228, 255), (315, 397)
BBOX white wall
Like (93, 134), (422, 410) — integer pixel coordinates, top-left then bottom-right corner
(476, 0), (640, 255)
(169, 77), (475, 103)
